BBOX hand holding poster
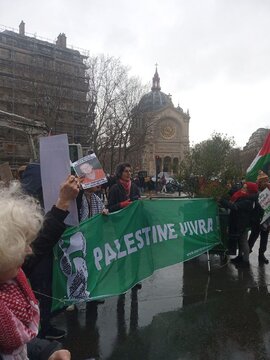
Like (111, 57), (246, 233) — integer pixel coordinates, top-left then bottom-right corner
(73, 153), (107, 189)
(40, 134), (79, 226)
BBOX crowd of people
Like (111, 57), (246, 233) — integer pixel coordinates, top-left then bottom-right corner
(0, 158), (270, 359)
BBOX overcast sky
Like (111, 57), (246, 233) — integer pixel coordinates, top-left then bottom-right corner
(1, 0), (270, 148)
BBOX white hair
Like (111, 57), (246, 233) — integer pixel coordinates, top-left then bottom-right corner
(0, 182), (44, 272)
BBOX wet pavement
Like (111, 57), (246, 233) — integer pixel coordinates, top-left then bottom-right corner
(54, 240), (270, 360)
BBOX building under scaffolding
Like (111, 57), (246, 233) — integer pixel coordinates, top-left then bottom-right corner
(0, 21), (89, 167)
(0, 109), (48, 164)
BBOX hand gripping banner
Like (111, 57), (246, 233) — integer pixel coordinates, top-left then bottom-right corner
(52, 198), (221, 310)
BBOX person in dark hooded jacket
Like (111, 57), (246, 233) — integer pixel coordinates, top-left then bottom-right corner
(219, 182), (258, 266)
(21, 163), (74, 340)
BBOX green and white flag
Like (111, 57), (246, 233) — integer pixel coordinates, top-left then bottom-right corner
(246, 131), (270, 181)
(52, 199), (221, 311)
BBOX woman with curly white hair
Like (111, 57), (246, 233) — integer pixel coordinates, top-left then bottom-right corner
(0, 176), (79, 360)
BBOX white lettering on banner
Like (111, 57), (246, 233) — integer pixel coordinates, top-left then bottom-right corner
(198, 220), (207, 234)
(186, 245), (211, 257)
(114, 239), (127, 258)
(135, 230), (144, 249)
(156, 224), (168, 241)
(208, 218), (213, 232)
(168, 223), (178, 239)
(152, 226), (158, 243)
(104, 243), (117, 265)
(142, 227), (151, 245)
(179, 218), (213, 236)
(124, 233), (137, 254)
(92, 218), (215, 271)
(179, 223), (188, 236)
(93, 247), (103, 270)
(187, 221), (198, 235)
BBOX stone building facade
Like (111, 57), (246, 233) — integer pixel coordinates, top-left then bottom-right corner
(130, 68), (190, 176)
(0, 22), (89, 166)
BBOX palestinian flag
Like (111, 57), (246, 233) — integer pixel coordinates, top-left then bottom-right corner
(246, 131), (270, 181)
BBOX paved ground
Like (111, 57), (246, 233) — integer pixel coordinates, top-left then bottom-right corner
(53, 239), (270, 360)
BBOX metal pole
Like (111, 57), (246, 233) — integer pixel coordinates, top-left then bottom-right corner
(207, 250), (211, 272)
(27, 134), (37, 161)
(155, 156), (158, 193)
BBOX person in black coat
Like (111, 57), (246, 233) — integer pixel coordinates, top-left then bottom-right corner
(219, 182), (258, 266)
(25, 175), (79, 359)
(23, 174), (80, 340)
(107, 162), (140, 213)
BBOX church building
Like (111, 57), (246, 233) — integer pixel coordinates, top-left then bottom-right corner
(131, 67), (190, 176)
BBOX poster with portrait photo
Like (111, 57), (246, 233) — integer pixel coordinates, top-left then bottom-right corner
(72, 153), (107, 189)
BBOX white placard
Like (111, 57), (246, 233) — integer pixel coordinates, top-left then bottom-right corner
(258, 187), (270, 224)
(40, 134), (79, 226)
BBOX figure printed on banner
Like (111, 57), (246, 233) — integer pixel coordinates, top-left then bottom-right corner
(73, 153), (107, 189)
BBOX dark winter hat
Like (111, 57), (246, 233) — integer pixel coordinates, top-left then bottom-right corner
(20, 162), (44, 207)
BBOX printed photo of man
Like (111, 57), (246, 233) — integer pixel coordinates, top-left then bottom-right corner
(73, 154), (107, 189)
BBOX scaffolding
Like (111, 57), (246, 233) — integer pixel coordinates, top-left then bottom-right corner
(0, 23), (90, 166)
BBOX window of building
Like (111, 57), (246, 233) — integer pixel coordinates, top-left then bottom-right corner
(0, 48), (10, 59)
(173, 158), (179, 174)
(163, 156), (171, 172)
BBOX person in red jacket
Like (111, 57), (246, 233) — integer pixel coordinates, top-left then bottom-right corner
(219, 181), (258, 267)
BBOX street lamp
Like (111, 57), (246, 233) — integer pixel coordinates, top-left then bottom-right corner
(155, 155), (160, 193)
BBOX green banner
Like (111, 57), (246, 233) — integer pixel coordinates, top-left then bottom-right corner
(52, 198), (221, 310)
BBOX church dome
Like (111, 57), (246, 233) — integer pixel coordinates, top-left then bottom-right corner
(137, 67), (173, 113)
(138, 90), (173, 112)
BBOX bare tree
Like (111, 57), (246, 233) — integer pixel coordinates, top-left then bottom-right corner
(86, 54), (148, 172)
(86, 55), (126, 152)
